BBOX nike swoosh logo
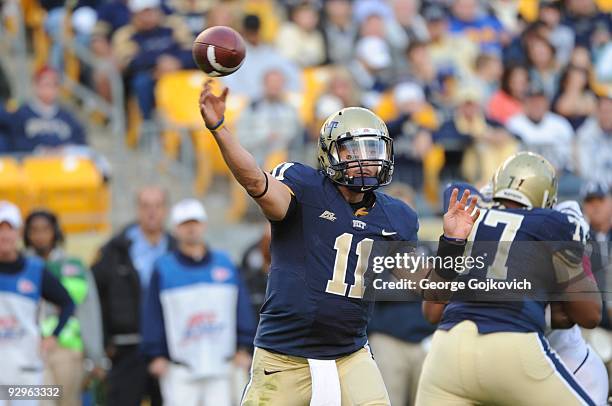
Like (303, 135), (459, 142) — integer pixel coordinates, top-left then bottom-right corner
(382, 230), (397, 236)
(263, 369), (282, 375)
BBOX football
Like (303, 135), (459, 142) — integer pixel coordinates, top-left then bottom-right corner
(192, 26), (246, 77)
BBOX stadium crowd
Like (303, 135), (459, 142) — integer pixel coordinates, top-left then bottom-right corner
(0, 0), (611, 405)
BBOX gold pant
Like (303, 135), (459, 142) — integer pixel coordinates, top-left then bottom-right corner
(416, 320), (594, 406)
(242, 347), (390, 406)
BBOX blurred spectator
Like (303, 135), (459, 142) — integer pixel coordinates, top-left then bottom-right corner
(240, 224), (272, 323)
(386, 82), (435, 189)
(506, 83), (575, 178)
(525, 34), (560, 98)
(569, 45), (593, 70)
(204, 1), (239, 28)
(142, 199), (256, 406)
(275, 2), (326, 68)
(359, 12), (386, 38)
(0, 201), (74, 392)
(92, 186), (176, 406)
(502, 21), (549, 66)
(486, 64), (528, 124)
(236, 69), (302, 169)
(434, 87), (514, 183)
(562, 0), (612, 48)
(223, 14), (302, 100)
(399, 41), (444, 107)
(350, 36), (394, 108)
(94, 0), (132, 39)
(368, 189), (435, 406)
(538, 0), (575, 66)
(576, 92), (612, 186)
(91, 0), (132, 102)
(112, 0), (194, 120)
(24, 210), (106, 406)
(552, 65), (597, 130)
(9, 67), (87, 153)
(423, 5), (479, 83)
(448, 0), (506, 54)
(321, 0), (357, 64)
(582, 182), (612, 243)
(41, 0), (98, 70)
(467, 52), (503, 103)
(386, 0), (429, 56)
(169, 0), (211, 37)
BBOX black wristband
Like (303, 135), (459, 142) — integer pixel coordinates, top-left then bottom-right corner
(435, 234), (467, 280)
(206, 116), (225, 131)
(248, 170), (269, 199)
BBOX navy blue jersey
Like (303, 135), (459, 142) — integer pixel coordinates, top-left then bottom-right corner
(254, 162), (418, 359)
(439, 206), (583, 335)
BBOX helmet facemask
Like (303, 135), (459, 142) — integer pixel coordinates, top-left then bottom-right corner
(321, 131), (394, 192)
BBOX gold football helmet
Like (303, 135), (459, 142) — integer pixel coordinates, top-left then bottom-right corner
(317, 107), (393, 191)
(492, 152), (558, 208)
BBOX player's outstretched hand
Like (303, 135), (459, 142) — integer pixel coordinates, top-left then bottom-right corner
(443, 188), (481, 240)
(199, 79), (228, 129)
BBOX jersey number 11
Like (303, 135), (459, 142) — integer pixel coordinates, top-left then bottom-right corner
(325, 233), (374, 299)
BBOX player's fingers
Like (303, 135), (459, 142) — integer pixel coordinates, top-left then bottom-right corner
(467, 196), (478, 213)
(457, 189), (471, 210)
(447, 188), (458, 212)
(220, 87), (229, 102)
(471, 208), (481, 222)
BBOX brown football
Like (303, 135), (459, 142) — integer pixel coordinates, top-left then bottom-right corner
(192, 26), (246, 77)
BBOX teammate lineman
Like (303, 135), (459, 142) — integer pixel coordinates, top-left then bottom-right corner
(418, 152), (602, 405)
(198, 81), (480, 405)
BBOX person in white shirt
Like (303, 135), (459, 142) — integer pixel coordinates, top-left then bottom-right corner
(506, 83), (574, 172)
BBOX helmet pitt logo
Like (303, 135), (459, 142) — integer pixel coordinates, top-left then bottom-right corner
(324, 121), (339, 138)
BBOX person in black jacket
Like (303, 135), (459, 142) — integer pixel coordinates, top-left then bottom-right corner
(92, 186), (176, 406)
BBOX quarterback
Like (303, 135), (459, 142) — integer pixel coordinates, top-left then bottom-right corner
(418, 152), (602, 405)
(198, 80), (479, 405)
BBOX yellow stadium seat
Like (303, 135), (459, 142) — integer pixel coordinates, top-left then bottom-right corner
(596, 0), (612, 12)
(22, 156), (109, 233)
(0, 157), (31, 213)
(298, 66), (333, 124)
(242, 0), (280, 44)
(156, 70), (247, 128)
(156, 70), (247, 195)
(423, 145), (445, 207)
(414, 105), (439, 130)
(374, 91), (398, 122)
(518, 0), (539, 23)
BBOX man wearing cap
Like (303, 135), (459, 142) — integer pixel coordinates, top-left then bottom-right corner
(0, 201), (74, 400)
(142, 199), (256, 406)
(576, 91), (612, 186)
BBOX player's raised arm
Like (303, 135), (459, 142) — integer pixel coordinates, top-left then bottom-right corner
(198, 80), (292, 221)
(422, 188), (481, 302)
